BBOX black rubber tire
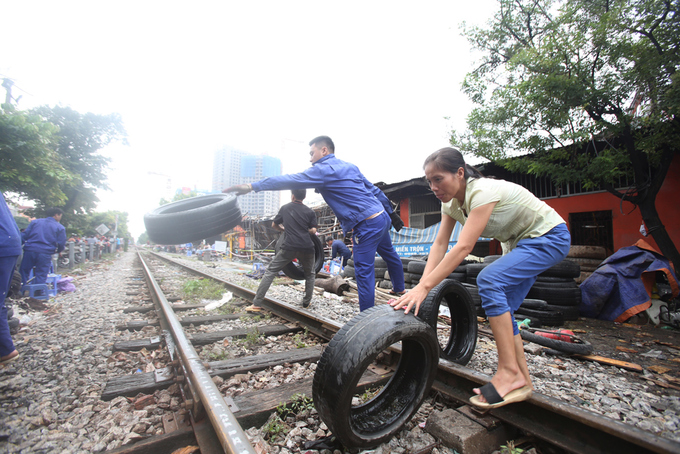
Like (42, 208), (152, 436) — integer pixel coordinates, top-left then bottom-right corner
(374, 267), (388, 279)
(144, 194), (241, 244)
(546, 304), (580, 321)
(276, 234), (325, 280)
(403, 273), (414, 283)
(539, 259), (580, 279)
(374, 258), (387, 268)
(8, 317), (19, 329)
(407, 261), (427, 275)
(313, 305), (439, 448)
(527, 286), (581, 306)
(342, 266), (355, 278)
(520, 329), (593, 355)
(6, 307), (13, 319)
(446, 272), (466, 282)
(462, 283), (481, 305)
(7, 270), (22, 298)
(417, 279), (478, 365)
(515, 307), (565, 326)
(348, 259), (354, 267)
(484, 255), (502, 263)
(465, 263), (486, 278)
(520, 299), (548, 309)
(532, 281), (579, 289)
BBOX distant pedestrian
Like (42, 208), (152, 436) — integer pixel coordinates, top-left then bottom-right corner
(248, 189), (318, 311)
(19, 208), (66, 293)
(327, 237), (351, 267)
(0, 193), (21, 364)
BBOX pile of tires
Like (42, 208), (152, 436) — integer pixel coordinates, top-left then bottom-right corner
(406, 258), (467, 287)
(568, 245), (607, 284)
(467, 256), (582, 327)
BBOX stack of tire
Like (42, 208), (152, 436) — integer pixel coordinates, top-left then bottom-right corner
(568, 245), (607, 284)
(341, 257), (420, 290)
(6, 269), (21, 335)
(467, 255), (582, 327)
(405, 258), (467, 288)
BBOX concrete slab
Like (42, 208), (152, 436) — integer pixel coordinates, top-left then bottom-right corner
(425, 407), (514, 454)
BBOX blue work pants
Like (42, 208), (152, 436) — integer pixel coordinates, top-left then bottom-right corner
(477, 224), (571, 335)
(352, 211), (405, 311)
(1, 256), (18, 357)
(20, 251), (53, 286)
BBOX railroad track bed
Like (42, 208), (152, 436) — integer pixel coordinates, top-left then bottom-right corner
(1, 250), (679, 453)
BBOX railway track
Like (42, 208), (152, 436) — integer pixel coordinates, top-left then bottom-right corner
(100, 250), (680, 453)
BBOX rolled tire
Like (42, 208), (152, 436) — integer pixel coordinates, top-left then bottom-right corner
(348, 259), (354, 267)
(7, 270), (21, 299)
(465, 263), (486, 278)
(6, 307), (13, 319)
(342, 266), (355, 278)
(446, 272), (466, 282)
(312, 305), (439, 448)
(417, 279), (478, 365)
(144, 193), (241, 244)
(374, 258), (387, 268)
(520, 329), (593, 355)
(520, 299), (548, 309)
(462, 284), (481, 306)
(374, 268), (388, 279)
(568, 245), (607, 260)
(277, 234), (325, 280)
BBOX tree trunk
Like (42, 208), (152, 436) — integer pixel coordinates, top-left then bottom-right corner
(638, 196), (680, 275)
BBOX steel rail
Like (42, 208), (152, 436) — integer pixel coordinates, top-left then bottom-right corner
(146, 251), (680, 454)
(138, 252), (256, 454)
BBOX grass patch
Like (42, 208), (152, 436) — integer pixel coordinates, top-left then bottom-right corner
(181, 279), (225, 301)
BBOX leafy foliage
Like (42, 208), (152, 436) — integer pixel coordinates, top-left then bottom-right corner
(453, 0), (680, 268)
(181, 279), (225, 301)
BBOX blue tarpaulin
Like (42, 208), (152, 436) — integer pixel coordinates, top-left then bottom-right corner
(389, 222), (489, 257)
(579, 240), (679, 322)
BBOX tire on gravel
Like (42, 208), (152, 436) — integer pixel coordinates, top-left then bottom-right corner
(144, 193), (241, 244)
(520, 329), (593, 355)
(342, 266), (355, 278)
(312, 305), (439, 448)
(407, 260), (427, 275)
(527, 286), (581, 306)
(418, 279), (478, 365)
(276, 234), (325, 280)
(7, 270), (22, 298)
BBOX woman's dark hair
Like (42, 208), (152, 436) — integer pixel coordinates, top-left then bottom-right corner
(423, 147), (484, 179)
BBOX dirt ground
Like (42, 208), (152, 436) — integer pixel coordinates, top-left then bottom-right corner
(549, 316), (680, 397)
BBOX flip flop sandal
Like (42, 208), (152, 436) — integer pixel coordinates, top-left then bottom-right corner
(389, 290), (406, 296)
(469, 383), (532, 409)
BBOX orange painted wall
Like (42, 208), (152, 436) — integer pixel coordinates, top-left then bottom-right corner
(400, 198), (410, 227)
(545, 154), (680, 253)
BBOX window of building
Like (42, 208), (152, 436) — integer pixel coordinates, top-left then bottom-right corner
(568, 210), (613, 253)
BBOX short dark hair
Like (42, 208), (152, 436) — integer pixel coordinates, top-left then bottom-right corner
(326, 236), (333, 243)
(309, 136), (335, 153)
(291, 188), (307, 201)
(45, 207), (64, 217)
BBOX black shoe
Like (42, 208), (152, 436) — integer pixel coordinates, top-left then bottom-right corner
(302, 300), (311, 308)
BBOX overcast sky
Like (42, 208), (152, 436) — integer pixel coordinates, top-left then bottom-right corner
(1, 1), (498, 237)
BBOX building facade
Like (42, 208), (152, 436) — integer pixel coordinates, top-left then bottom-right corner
(212, 148), (282, 218)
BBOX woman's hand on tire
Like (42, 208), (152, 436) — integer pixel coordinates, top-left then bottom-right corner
(223, 184), (252, 195)
(390, 284), (428, 315)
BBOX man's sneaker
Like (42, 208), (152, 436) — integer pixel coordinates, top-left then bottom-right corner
(302, 300), (311, 308)
(245, 305), (263, 313)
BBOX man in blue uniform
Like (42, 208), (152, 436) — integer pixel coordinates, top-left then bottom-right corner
(225, 136), (405, 311)
(0, 193), (21, 364)
(20, 208), (66, 293)
(327, 236), (352, 267)
(249, 188), (318, 311)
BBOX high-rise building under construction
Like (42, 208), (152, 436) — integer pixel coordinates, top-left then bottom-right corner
(212, 146), (281, 217)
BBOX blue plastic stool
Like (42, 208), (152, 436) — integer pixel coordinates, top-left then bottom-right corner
(21, 269), (60, 300)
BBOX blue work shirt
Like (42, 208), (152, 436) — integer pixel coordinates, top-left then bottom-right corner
(0, 194), (22, 258)
(331, 240), (351, 260)
(251, 154), (393, 233)
(22, 217), (67, 254)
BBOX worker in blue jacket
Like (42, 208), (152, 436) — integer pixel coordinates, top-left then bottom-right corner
(20, 208), (67, 292)
(225, 136), (405, 311)
(0, 193), (21, 364)
(327, 236), (352, 267)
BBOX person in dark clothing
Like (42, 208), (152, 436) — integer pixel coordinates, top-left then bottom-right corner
(0, 193), (21, 364)
(224, 136), (405, 311)
(20, 208), (66, 291)
(248, 189), (318, 311)
(327, 237), (352, 267)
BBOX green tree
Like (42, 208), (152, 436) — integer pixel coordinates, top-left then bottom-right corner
(28, 105), (127, 221)
(453, 0), (680, 270)
(0, 104), (70, 205)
